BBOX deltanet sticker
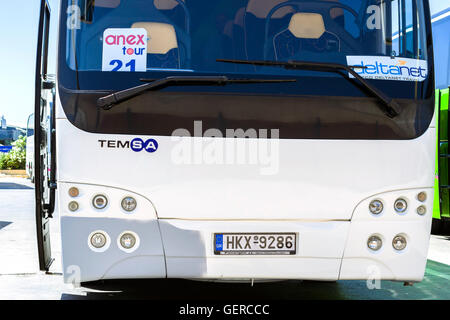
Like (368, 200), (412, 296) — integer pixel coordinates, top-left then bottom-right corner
(346, 56), (428, 82)
(102, 28), (147, 72)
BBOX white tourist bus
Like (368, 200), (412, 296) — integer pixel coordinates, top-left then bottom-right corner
(35, 0), (436, 284)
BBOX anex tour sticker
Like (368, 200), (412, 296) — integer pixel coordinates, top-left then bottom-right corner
(346, 56), (428, 82)
(102, 28), (147, 72)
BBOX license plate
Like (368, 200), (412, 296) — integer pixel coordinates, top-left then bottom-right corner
(214, 233), (297, 255)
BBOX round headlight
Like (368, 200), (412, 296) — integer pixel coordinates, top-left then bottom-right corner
(392, 235), (407, 251)
(88, 230), (110, 252)
(121, 197), (137, 212)
(417, 192), (427, 202)
(90, 232), (107, 248)
(118, 231), (140, 252)
(394, 198), (407, 213)
(68, 201), (79, 212)
(417, 205), (426, 215)
(92, 194), (108, 209)
(369, 200), (383, 215)
(120, 233), (136, 249)
(367, 235), (383, 251)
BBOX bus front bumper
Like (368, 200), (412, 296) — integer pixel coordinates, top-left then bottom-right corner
(59, 186), (432, 283)
(159, 218), (430, 282)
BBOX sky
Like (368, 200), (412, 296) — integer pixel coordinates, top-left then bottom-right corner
(0, 0), (448, 128)
(0, 0), (59, 128)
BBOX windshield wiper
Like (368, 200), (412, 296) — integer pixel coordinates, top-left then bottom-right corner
(97, 75), (296, 110)
(216, 59), (401, 118)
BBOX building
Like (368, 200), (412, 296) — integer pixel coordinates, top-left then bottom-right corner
(0, 115), (26, 146)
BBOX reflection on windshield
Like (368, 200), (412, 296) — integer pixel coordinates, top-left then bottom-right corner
(66, 0), (428, 77)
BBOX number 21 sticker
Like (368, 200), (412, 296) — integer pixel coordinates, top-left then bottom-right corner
(102, 28), (147, 72)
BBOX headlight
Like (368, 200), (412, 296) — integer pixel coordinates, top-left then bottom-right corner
(367, 235), (383, 251)
(392, 235), (407, 251)
(120, 233), (136, 249)
(394, 198), (407, 213)
(118, 231), (140, 252)
(369, 200), (383, 215)
(90, 232), (107, 248)
(92, 194), (108, 209)
(121, 197), (137, 212)
(88, 230), (110, 252)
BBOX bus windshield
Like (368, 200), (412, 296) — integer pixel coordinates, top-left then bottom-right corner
(64, 0), (429, 84)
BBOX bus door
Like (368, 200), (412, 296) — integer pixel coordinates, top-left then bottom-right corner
(34, 0), (56, 271)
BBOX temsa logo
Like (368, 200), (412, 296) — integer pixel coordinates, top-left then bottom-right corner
(104, 34), (146, 46)
(98, 138), (158, 153)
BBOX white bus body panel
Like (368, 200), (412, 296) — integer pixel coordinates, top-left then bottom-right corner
(159, 219), (348, 280)
(56, 97), (435, 282)
(59, 183), (166, 282)
(55, 120), (434, 221)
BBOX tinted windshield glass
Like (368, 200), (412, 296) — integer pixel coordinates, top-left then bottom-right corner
(65, 0), (428, 79)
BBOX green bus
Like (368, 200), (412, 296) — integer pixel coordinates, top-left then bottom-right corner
(432, 6), (450, 233)
(434, 87), (450, 232)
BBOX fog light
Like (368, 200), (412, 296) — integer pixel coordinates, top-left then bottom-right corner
(394, 198), (407, 213)
(68, 187), (79, 197)
(68, 201), (79, 212)
(367, 235), (382, 251)
(92, 194), (108, 209)
(90, 232), (107, 248)
(417, 205), (426, 215)
(120, 233), (136, 249)
(392, 235), (407, 251)
(369, 200), (383, 215)
(121, 197), (137, 212)
(118, 231), (139, 252)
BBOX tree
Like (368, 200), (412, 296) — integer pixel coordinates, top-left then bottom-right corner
(0, 135), (26, 170)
